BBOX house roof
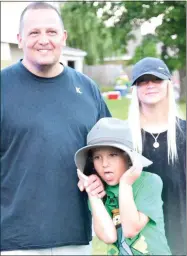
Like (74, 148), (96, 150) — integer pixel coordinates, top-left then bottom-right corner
(61, 46), (87, 57)
(1, 40), (87, 57)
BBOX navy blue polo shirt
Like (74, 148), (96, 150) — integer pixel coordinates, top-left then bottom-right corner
(1, 61), (111, 250)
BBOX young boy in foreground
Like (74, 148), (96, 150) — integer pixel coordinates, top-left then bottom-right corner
(75, 118), (171, 255)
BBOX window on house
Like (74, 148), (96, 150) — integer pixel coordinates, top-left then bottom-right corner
(67, 61), (75, 69)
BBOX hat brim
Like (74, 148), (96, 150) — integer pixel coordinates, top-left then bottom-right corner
(131, 71), (171, 86)
(74, 142), (152, 173)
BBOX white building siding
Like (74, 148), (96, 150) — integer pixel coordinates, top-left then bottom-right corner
(1, 42), (11, 60)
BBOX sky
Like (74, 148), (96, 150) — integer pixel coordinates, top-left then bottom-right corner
(1, 2), (31, 43)
(141, 16), (163, 35)
(1, 1), (60, 43)
(1, 1), (162, 44)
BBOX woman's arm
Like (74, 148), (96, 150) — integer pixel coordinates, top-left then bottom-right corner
(119, 165), (149, 238)
(89, 195), (117, 244)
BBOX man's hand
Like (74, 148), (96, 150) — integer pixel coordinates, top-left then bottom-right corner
(120, 161), (143, 186)
(77, 169), (106, 198)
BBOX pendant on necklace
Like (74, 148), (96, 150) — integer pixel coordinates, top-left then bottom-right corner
(153, 142), (159, 148)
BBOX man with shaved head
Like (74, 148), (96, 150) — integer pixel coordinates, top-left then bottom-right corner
(1, 2), (111, 255)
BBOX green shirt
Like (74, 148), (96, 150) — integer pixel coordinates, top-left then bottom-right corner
(105, 171), (171, 255)
(89, 171), (172, 255)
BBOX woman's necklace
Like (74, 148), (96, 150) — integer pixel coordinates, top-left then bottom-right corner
(141, 114), (166, 148)
(142, 113), (168, 148)
(149, 132), (160, 148)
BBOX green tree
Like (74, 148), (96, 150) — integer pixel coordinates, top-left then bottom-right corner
(61, 2), (114, 65)
(60, 1), (135, 65)
(128, 34), (160, 65)
(61, 1), (186, 100)
(100, 1), (186, 100)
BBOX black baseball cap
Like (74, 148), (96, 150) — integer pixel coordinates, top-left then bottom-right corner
(131, 57), (172, 86)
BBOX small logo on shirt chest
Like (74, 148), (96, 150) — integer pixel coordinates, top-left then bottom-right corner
(76, 87), (82, 94)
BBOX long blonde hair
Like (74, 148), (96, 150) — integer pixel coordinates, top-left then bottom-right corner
(128, 80), (183, 164)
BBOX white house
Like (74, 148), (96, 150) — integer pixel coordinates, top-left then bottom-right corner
(1, 1), (87, 72)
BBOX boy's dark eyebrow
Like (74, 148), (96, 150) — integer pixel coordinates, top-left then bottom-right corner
(92, 150), (99, 155)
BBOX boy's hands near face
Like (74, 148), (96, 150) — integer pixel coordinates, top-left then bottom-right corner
(77, 169), (106, 198)
(120, 160), (143, 185)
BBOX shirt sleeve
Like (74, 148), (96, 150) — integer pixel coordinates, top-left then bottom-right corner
(135, 173), (164, 224)
(91, 80), (112, 119)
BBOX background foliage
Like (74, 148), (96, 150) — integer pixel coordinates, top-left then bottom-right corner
(61, 1), (186, 100)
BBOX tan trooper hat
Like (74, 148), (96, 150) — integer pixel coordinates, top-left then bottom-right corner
(74, 117), (152, 172)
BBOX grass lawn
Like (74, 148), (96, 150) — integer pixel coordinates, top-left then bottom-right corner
(104, 97), (186, 120)
(105, 98), (131, 120)
(92, 97), (186, 255)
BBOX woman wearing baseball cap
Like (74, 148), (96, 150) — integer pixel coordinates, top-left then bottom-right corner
(128, 57), (186, 255)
